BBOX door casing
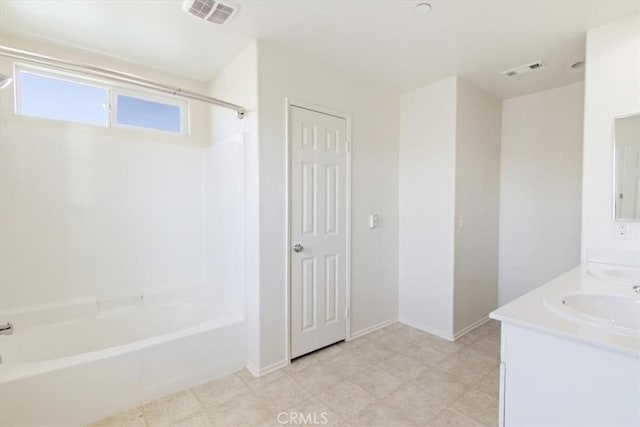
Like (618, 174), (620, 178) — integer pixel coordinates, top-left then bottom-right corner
(285, 98), (352, 363)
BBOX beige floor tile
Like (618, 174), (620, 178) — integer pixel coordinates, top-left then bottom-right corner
(475, 366), (500, 397)
(349, 401), (416, 427)
(85, 407), (145, 427)
(430, 408), (485, 427)
(474, 321), (501, 338)
(456, 346), (500, 368)
(317, 381), (377, 419)
(347, 339), (396, 365)
(376, 354), (426, 382)
(395, 325), (433, 343)
(236, 368), (287, 391)
(323, 351), (371, 378)
(313, 342), (347, 361)
(436, 350), (498, 385)
(206, 391), (272, 427)
(339, 335), (372, 350)
(375, 329), (425, 349)
(383, 322), (410, 333)
(286, 353), (320, 373)
(143, 390), (202, 427)
(350, 367), (404, 399)
(254, 416), (282, 427)
(279, 397), (345, 426)
(192, 373), (250, 408)
(452, 389), (499, 426)
(454, 329), (484, 346)
(289, 361), (344, 394)
(424, 336), (467, 355)
(171, 411), (212, 427)
(386, 383), (448, 425)
(403, 341), (448, 367)
(253, 375), (313, 411)
(412, 368), (468, 403)
(365, 327), (393, 340)
(469, 334), (501, 360)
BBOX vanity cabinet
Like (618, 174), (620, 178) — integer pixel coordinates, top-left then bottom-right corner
(498, 323), (640, 426)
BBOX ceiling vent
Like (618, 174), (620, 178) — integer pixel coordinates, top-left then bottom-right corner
(501, 60), (546, 77)
(182, 0), (239, 25)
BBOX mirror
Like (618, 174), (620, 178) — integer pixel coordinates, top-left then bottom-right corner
(615, 113), (640, 221)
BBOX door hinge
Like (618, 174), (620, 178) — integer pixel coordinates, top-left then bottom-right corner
(345, 307), (350, 319)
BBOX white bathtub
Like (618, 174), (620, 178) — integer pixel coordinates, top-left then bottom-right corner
(0, 297), (246, 426)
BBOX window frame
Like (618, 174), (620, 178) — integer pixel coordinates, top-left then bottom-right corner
(14, 63), (190, 136)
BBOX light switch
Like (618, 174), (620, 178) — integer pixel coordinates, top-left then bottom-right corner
(369, 214), (379, 229)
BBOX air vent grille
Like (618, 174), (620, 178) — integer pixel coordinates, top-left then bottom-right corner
(208, 3), (234, 23)
(183, 0), (239, 25)
(501, 60), (546, 77)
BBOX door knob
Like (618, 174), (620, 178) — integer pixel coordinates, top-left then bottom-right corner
(293, 244), (304, 253)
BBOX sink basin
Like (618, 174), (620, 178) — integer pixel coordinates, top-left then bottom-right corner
(587, 262), (640, 284)
(545, 292), (640, 336)
(601, 269), (640, 283)
(563, 293), (640, 329)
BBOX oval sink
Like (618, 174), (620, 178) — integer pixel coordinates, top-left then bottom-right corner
(587, 262), (640, 284)
(557, 293), (640, 333)
(601, 269), (640, 283)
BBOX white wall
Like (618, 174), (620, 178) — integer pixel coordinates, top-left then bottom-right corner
(208, 42), (260, 367)
(256, 41), (399, 370)
(499, 83), (584, 305)
(0, 36), (211, 310)
(582, 14), (640, 259)
(204, 135), (245, 314)
(453, 80), (501, 332)
(399, 77), (501, 337)
(398, 77), (457, 336)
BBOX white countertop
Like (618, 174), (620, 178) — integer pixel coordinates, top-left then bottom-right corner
(490, 265), (640, 357)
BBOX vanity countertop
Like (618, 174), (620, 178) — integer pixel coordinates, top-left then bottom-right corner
(490, 265), (640, 357)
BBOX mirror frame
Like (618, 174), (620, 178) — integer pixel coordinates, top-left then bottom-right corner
(613, 112), (640, 222)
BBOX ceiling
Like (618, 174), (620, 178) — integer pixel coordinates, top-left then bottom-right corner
(0, 0), (638, 99)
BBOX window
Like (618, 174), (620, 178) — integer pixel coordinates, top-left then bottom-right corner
(115, 94), (182, 134)
(16, 66), (187, 135)
(19, 71), (109, 126)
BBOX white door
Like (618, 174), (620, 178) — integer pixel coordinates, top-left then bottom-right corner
(290, 105), (348, 359)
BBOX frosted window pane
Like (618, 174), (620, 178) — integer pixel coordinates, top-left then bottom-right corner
(116, 95), (182, 133)
(19, 72), (108, 126)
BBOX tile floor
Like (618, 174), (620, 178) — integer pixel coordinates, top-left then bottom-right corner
(88, 320), (501, 427)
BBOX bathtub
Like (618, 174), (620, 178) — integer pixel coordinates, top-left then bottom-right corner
(0, 295), (246, 426)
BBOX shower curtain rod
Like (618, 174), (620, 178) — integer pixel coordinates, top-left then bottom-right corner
(0, 45), (246, 119)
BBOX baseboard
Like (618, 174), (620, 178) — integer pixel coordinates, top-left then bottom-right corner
(398, 318), (456, 341)
(348, 317), (397, 341)
(245, 358), (289, 378)
(453, 316), (490, 340)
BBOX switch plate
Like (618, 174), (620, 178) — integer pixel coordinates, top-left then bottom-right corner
(615, 222), (628, 237)
(369, 214), (379, 229)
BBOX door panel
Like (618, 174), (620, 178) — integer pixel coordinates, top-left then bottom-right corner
(301, 257), (316, 331)
(301, 162), (317, 236)
(325, 164), (339, 234)
(325, 254), (338, 324)
(290, 106), (347, 359)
